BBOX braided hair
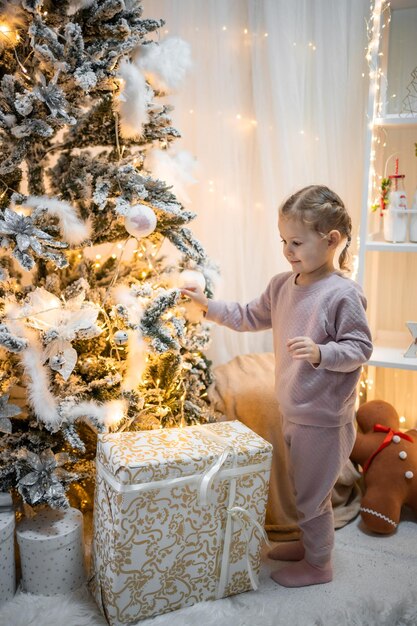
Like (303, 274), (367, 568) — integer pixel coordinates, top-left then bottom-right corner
(279, 185), (352, 272)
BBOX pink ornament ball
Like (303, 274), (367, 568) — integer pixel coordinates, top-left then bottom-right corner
(124, 204), (157, 238)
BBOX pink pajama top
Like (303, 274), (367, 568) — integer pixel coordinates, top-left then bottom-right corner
(206, 272), (373, 427)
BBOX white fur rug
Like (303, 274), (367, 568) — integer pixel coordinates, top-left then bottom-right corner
(1, 516), (417, 626)
(0, 588), (104, 626)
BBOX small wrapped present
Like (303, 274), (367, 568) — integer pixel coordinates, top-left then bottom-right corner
(0, 493), (15, 607)
(90, 420), (273, 625)
(16, 507), (86, 595)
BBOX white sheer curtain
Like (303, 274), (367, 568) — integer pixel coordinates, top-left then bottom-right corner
(145, 0), (370, 365)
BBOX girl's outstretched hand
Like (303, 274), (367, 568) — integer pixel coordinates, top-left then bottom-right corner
(179, 285), (209, 312)
(287, 336), (321, 365)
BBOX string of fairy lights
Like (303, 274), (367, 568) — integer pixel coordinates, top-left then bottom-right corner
(163, 22), (319, 140)
(363, 0), (414, 429)
(366, 0), (390, 219)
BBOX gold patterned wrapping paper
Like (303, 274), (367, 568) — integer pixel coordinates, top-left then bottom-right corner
(90, 421), (273, 626)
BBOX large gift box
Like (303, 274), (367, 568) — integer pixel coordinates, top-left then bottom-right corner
(90, 420), (273, 625)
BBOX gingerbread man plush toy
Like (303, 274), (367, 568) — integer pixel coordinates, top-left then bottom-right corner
(350, 399), (417, 534)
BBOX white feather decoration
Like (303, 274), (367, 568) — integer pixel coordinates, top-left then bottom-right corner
(4, 305), (61, 430)
(115, 59), (152, 139)
(19, 330), (62, 431)
(122, 331), (147, 391)
(63, 399), (128, 431)
(146, 148), (197, 204)
(23, 195), (91, 245)
(135, 37), (192, 93)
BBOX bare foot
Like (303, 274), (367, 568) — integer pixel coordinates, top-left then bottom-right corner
(270, 559), (333, 588)
(267, 540), (305, 561)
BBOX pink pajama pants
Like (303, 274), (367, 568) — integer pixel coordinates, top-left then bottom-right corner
(281, 419), (356, 567)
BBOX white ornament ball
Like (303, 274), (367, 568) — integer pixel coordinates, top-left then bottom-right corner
(179, 269), (206, 290)
(114, 330), (129, 346)
(399, 451), (408, 460)
(393, 435), (401, 443)
(405, 471), (414, 479)
(124, 204), (157, 238)
(49, 353), (66, 371)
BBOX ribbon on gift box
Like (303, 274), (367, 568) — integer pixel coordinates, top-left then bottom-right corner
(197, 425), (272, 597)
(227, 506), (271, 592)
(95, 424), (271, 598)
(198, 444), (234, 506)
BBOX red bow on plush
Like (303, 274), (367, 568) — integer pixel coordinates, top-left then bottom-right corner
(362, 424), (414, 473)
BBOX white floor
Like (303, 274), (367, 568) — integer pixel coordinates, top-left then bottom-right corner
(1, 512), (417, 626)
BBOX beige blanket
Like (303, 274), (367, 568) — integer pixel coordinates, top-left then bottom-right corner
(209, 353), (362, 541)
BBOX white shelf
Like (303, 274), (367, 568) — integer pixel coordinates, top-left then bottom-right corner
(374, 115), (417, 127)
(369, 346), (417, 370)
(365, 240), (417, 252)
(368, 332), (417, 371)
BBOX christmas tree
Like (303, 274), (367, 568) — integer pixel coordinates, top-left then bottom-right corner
(0, 0), (215, 511)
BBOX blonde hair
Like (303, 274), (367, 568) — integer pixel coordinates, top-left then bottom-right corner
(279, 185), (352, 272)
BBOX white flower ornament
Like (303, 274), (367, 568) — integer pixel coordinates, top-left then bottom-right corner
(21, 287), (102, 380)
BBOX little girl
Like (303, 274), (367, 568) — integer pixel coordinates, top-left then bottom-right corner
(181, 185), (373, 588)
